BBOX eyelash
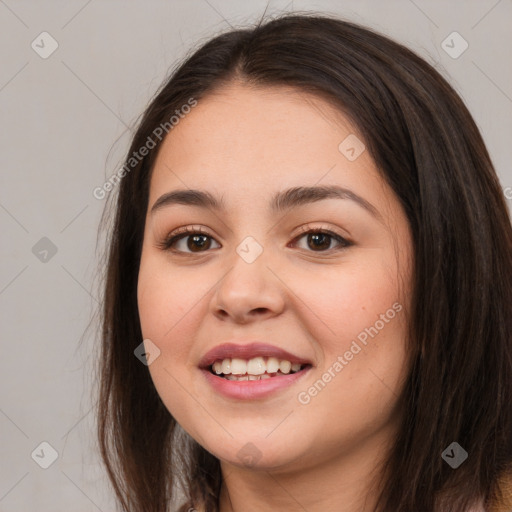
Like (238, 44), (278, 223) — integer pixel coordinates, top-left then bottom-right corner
(157, 224), (352, 255)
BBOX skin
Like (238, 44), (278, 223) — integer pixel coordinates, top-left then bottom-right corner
(137, 82), (413, 512)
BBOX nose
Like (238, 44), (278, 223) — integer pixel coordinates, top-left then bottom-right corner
(210, 247), (286, 324)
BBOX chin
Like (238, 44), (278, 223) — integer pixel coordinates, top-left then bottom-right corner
(205, 436), (302, 472)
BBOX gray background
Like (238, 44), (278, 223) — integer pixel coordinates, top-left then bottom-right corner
(1, 1), (511, 510)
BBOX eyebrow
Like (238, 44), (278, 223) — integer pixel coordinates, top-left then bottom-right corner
(150, 185), (381, 219)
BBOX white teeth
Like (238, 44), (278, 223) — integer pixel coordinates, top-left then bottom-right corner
(210, 356), (306, 379)
(279, 360), (292, 374)
(231, 358), (247, 375)
(247, 356), (265, 375)
(266, 357), (280, 373)
(221, 359), (231, 374)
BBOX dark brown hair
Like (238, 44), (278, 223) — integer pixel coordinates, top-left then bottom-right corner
(96, 12), (512, 512)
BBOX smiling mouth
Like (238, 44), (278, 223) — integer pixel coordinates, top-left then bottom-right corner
(209, 356), (310, 381)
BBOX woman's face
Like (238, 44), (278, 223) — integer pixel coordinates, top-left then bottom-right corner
(137, 83), (413, 474)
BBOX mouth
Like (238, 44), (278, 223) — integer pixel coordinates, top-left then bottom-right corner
(209, 356), (310, 381)
(199, 342), (313, 400)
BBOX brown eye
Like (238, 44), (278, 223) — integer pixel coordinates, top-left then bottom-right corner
(306, 232), (332, 251)
(293, 229), (351, 252)
(182, 234), (213, 252)
(158, 228), (221, 253)
(158, 226), (351, 255)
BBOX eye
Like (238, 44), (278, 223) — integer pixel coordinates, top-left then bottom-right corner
(290, 225), (352, 253)
(157, 224), (352, 254)
(157, 226), (220, 254)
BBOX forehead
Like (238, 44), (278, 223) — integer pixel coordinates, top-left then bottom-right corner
(156, 83), (354, 162)
(149, 83), (387, 213)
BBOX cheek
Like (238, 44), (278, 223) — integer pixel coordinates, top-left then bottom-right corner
(288, 251), (409, 415)
(137, 259), (199, 426)
(137, 255), (197, 342)
(295, 298), (408, 448)
(136, 253), (217, 410)
(312, 258), (409, 415)
(290, 258), (404, 347)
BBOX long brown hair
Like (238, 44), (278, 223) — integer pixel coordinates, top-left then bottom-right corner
(96, 12), (512, 512)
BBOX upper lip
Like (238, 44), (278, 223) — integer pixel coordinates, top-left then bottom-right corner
(199, 341), (313, 369)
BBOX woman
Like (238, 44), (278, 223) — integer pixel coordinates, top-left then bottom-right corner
(96, 13), (512, 512)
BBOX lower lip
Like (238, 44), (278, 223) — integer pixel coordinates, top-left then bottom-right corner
(201, 367), (311, 400)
